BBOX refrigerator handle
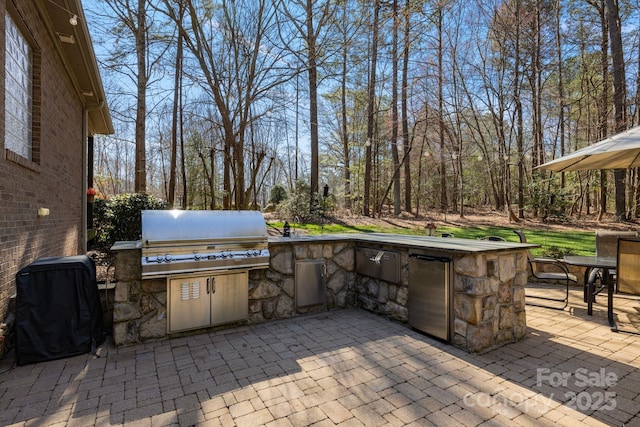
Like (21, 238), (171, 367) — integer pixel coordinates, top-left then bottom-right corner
(410, 254), (451, 263)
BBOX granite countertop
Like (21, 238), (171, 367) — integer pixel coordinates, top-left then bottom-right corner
(268, 233), (538, 255)
(111, 233), (538, 255)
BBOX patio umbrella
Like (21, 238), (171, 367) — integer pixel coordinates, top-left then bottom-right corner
(537, 125), (640, 172)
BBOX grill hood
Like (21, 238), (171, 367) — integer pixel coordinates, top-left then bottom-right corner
(141, 210), (270, 277)
(142, 210), (268, 245)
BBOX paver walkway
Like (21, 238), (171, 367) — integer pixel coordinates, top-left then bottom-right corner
(1, 289), (639, 426)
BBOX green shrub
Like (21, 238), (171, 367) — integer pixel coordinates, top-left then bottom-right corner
(540, 245), (575, 259)
(269, 184), (288, 205)
(525, 178), (571, 221)
(276, 181), (312, 220)
(275, 181), (335, 221)
(93, 193), (168, 252)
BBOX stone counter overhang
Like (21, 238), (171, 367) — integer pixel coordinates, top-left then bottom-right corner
(112, 233), (536, 353)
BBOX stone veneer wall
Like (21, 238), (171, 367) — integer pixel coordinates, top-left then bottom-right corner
(355, 250), (410, 322)
(452, 251), (528, 352)
(112, 241), (356, 346)
(112, 241), (528, 353)
(247, 241), (356, 322)
(355, 248), (528, 353)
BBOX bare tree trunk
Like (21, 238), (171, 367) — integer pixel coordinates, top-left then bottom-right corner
(588, 0), (609, 220)
(605, 0), (627, 220)
(135, 0), (147, 193)
(340, 4), (351, 211)
(223, 136), (232, 209)
(515, 0), (524, 219)
(210, 148), (215, 209)
(437, 7), (447, 212)
(378, 151), (412, 216)
(415, 106), (429, 217)
(306, 0), (320, 204)
(234, 135), (245, 209)
(169, 5), (183, 207)
(278, 0), (337, 209)
(364, 1), (380, 217)
(179, 80), (186, 209)
(555, 0), (566, 190)
(531, 0), (543, 170)
(402, 0), (412, 214)
(391, 0), (401, 215)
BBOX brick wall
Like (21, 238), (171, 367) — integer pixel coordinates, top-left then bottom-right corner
(1, 0), (86, 322)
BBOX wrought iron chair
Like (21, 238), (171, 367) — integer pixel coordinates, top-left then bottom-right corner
(612, 237), (640, 334)
(514, 230), (576, 310)
(480, 236), (506, 241)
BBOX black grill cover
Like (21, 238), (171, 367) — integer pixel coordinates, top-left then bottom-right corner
(16, 255), (103, 365)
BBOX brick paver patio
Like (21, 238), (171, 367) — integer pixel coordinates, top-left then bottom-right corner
(1, 289), (639, 426)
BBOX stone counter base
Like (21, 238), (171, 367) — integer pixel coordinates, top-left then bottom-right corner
(111, 240), (529, 353)
(452, 252), (528, 352)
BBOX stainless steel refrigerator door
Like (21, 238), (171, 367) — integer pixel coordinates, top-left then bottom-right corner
(408, 255), (452, 341)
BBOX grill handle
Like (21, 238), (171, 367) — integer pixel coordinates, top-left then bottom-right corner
(369, 251), (384, 264)
(144, 236), (267, 247)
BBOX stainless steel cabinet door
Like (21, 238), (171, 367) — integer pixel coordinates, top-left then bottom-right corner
(169, 276), (210, 332)
(210, 271), (248, 326)
(295, 261), (326, 308)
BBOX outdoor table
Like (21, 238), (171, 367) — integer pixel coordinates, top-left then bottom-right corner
(564, 255), (617, 330)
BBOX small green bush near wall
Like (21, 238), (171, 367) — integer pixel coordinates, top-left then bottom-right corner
(93, 193), (168, 253)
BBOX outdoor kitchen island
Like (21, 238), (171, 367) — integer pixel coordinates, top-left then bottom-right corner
(111, 232), (534, 353)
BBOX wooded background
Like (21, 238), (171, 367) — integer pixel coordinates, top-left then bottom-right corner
(85, 0), (640, 220)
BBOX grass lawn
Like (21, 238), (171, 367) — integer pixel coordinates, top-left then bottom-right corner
(268, 221), (596, 257)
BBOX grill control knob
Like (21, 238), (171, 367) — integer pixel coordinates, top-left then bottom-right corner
(165, 254), (173, 262)
(220, 252), (228, 259)
(246, 251), (252, 257)
(194, 253), (201, 260)
(253, 250), (261, 256)
(156, 255), (165, 263)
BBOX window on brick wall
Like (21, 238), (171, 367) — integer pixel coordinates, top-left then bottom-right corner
(4, 8), (39, 164)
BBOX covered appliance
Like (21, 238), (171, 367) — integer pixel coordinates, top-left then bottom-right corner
(16, 255), (103, 365)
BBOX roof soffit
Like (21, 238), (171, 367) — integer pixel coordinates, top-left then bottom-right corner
(34, 0), (113, 135)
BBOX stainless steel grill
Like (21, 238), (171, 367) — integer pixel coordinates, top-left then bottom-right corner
(141, 210), (270, 277)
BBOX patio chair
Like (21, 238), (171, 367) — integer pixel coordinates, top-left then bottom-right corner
(514, 230), (576, 310)
(586, 230), (639, 303)
(613, 237), (640, 334)
(480, 236), (506, 241)
(596, 230), (639, 258)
